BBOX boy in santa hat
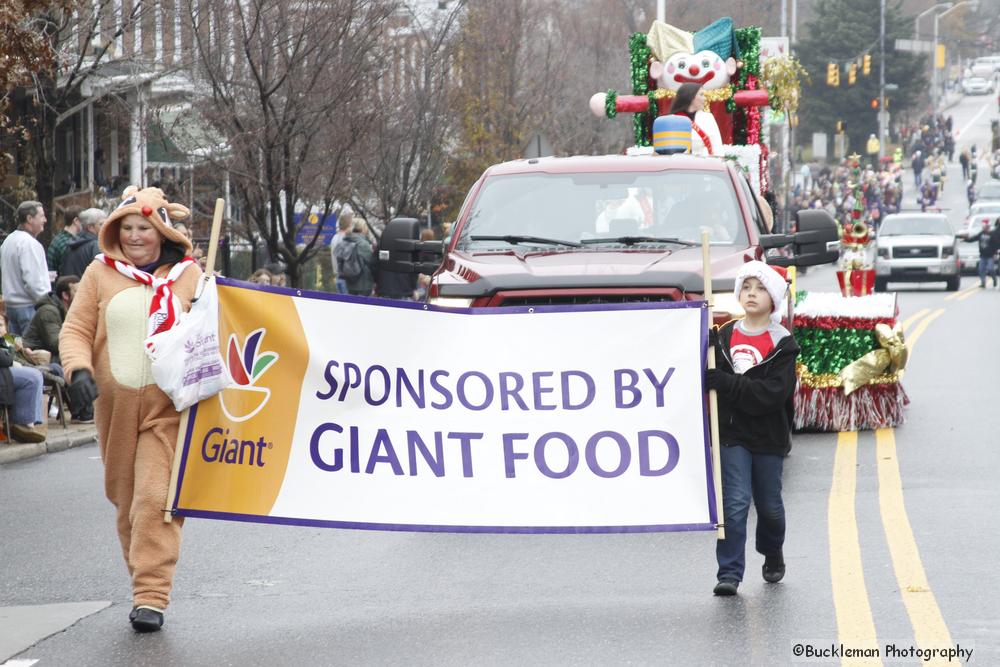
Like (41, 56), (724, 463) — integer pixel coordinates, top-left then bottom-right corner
(705, 261), (800, 596)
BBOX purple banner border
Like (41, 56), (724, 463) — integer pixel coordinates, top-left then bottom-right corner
(171, 278), (718, 532)
(174, 507), (717, 534)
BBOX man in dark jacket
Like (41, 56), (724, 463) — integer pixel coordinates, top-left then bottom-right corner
(58, 207), (105, 278)
(24, 275), (79, 363)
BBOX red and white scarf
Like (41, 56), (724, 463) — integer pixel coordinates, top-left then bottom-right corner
(96, 254), (196, 340)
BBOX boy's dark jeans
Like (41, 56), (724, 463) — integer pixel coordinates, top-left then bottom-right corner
(716, 444), (786, 583)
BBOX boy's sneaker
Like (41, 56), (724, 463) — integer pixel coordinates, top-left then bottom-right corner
(129, 606), (164, 632)
(762, 551), (785, 583)
(713, 580), (739, 596)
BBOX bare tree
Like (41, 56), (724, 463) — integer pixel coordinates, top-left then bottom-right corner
(184, 0), (395, 287)
(22, 0), (153, 230)
(348, 1), (465, 227)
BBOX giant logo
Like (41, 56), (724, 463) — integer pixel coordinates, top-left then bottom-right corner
(219, 328), (280, 422)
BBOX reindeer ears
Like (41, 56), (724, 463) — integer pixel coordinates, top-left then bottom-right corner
(164, 202), (190, 222)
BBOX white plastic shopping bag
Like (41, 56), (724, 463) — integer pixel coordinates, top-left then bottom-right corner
(145, 276), (235, 411)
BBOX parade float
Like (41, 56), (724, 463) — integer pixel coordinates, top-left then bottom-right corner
(589, 17), (907, 431)
(589, 17), (781, 193)
(793, 155), (909, 431)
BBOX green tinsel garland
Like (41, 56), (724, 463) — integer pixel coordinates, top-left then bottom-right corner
(727, 26), (760, 117)
(796, 327), (877, 375)
(605, 89), (618, 119)
(629, 32), (653, 146)
(629, 33), (651, 94)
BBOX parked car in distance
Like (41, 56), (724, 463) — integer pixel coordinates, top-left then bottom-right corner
(874, 213), (960, 291)
(957, 202), (1000, 239)
(974, 180), (1000, 204)
(963, 76), (995, 95)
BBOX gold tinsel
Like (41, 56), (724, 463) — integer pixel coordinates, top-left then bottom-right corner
(797, 364), (902, 390)
(760, 56), (808, 115)
(652, 86), (733, 110)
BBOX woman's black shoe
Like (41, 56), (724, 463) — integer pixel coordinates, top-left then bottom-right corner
(713, 580), (739, 596)
(129, 606), (164, 632)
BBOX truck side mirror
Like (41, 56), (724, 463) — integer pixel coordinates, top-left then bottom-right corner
(764, 209), (841, 268)
(378, 217), (444, 274)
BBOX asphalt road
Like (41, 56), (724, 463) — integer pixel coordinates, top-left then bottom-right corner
(2, 95), (998, 666)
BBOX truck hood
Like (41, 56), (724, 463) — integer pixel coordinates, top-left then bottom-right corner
(877, 234), (954, 245)
(436, 246), (756, 297)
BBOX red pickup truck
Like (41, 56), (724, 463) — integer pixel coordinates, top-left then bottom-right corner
(380, 153), (838, 320)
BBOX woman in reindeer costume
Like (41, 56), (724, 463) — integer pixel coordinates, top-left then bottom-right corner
(60, 186), (202, 632)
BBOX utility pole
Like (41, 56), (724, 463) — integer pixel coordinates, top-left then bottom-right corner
(657, 0), (665, 22)
(879, 0), (886, 160)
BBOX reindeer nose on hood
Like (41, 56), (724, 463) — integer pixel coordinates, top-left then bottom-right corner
(688, 64), (701, 76)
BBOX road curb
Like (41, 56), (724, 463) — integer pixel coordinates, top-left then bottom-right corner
(0, 430), (98, 465)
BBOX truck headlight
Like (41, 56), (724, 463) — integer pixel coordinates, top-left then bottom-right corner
(428, 296), (474, 309)
(941, 245), (955, 258)
(877, 246), (890, 259)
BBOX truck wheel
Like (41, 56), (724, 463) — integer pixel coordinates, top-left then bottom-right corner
(946, 276), (960, 291)
(874, 278), (888, 292)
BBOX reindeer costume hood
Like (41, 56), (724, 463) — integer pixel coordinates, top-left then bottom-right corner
(99, 186), (193, 263)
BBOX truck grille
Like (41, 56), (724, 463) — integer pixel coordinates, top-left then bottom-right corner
(892, 245), (938, 259)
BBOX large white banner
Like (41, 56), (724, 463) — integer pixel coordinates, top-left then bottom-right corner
(173, 281), (718, 533)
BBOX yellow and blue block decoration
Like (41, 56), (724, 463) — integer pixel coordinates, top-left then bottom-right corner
(652, 115), (692, 155)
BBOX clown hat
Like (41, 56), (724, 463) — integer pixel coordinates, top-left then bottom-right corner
(646, 20), (695, 62)
(693, 17), (740, 61)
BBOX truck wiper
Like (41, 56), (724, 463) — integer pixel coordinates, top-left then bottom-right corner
(470, 235), (582, 247)
(580, 236), (698, 247)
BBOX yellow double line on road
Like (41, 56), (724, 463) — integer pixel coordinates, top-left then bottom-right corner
(944, 285), (980, 302)
(828, 307), (949, 665)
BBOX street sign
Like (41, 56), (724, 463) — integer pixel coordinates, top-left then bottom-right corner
(813, 132), (828, 160)
(894, 38), (934, 54)
(760, 37), (790, 62)
(885, 83), (899, 91)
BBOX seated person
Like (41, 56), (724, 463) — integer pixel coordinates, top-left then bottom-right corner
(0, 333), (46, 443)
(24, 275), (79, 364)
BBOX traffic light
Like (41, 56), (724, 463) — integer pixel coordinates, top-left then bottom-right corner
(827, 63), (839, 86)
(862, 54), (871, 76)
(848, 63), (857, 85)
(871, 98), (879, 109)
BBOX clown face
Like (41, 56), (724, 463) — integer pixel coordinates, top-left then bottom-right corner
(652, 50), (736, 91)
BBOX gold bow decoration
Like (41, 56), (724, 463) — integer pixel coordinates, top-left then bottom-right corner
(838, 323), (908, 395)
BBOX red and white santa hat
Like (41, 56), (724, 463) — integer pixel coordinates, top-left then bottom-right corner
(733, 260), (789, 324)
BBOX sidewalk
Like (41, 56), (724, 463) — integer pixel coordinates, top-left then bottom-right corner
(0, 418), (98, 465)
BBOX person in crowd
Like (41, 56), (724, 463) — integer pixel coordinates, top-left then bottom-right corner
(173, 221), (204, 264)
(335, 218), (375, 296)
(911, 150), (925, 188)
(705, 261), (799, 597)
(59, 186), (203, 633)
(23, 275), (79, 365)
(2, 201), (51, 335)
(59, 208), (106, 279)
(48, 206), (82, 273)
(667, 82), (723, 156)
(989, 218), (1000, 289)
(977, 221), (997, 289)
(330, 211), (354, 295)
(0, 328), (46, 443)
(249, 268), (272, 285)
(960, 148), (971, 181)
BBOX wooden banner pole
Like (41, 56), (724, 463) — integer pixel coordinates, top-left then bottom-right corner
(701, 229), (726, 540)
(164, 198), (226, 523)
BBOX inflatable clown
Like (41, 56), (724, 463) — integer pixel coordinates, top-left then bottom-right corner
(589, 17), (772, 189)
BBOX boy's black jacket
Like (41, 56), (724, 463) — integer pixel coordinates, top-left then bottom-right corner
(712, 321), (800, 456)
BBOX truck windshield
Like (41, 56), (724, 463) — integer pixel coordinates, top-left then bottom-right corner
(457, 170), (748, 250)
(879, 217), (951, 236)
